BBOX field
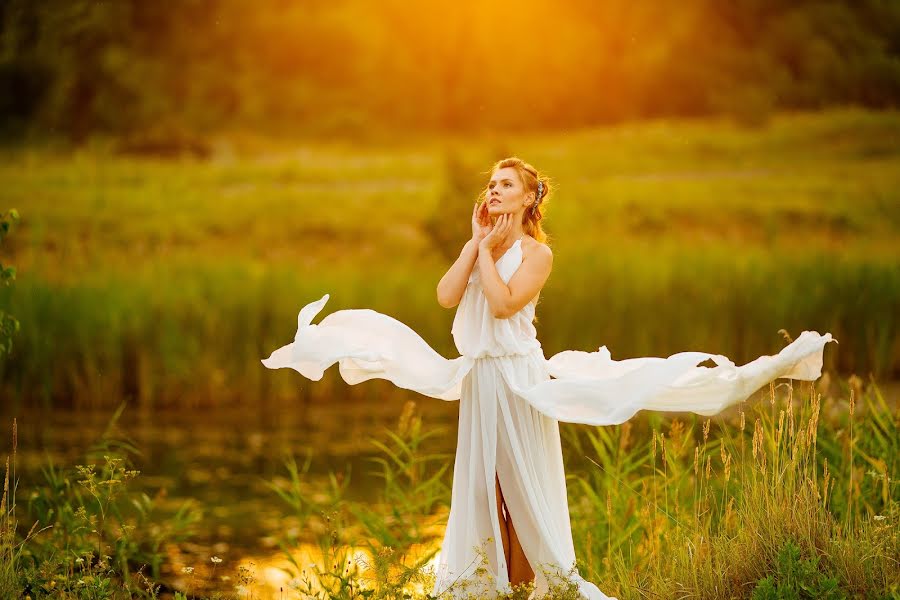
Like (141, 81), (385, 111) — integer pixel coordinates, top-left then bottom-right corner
(0, 108), (899, 598)
(1, 108), (898, 409)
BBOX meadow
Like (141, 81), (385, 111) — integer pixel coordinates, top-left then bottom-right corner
(0, 108), (898, 410)
(0, 108), (899, 598)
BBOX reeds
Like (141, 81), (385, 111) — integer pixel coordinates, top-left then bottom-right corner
(2, 375), (896, 598)
(3, 407), (203, 598)
(564, 377), (898, 599)
(1, 419), (44, 598)
(255, 377), (897, 599)
(2, 109), (899, 410)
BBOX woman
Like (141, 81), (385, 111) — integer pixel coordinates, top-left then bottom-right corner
(261, 157), (836, 600)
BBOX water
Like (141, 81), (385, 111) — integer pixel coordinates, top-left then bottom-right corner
(5, 377), (897, 598)
(3, 390), (459, 597)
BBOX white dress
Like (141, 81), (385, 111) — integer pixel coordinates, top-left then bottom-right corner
(261, 236), (837, 600)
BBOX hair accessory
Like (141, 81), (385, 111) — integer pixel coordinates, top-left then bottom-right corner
(531, 181), (543, 215)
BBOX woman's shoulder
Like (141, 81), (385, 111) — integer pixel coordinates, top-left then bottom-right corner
(522, 235), (552, 262)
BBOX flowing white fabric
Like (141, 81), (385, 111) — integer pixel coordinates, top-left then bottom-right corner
(261, 237), (837, 600)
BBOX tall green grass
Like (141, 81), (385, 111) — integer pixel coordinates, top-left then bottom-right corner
(1, 108), (899, 408)
(1, 250), (895, 409)
(2, 406), (204, 598)
(2, 377), (897, 598)
(562, 377), (898, 598)
(258, 376), (897, 599)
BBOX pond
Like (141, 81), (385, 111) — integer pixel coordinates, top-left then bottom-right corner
(3, 390), (459, 598)
(5, 377), (897, 598)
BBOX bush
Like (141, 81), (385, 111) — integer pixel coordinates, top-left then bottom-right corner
(10, 405), (203, 597)
(751, 540), (844, 600)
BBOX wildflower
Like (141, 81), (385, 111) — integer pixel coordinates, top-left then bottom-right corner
(211, 556), (223, 564)
(874, 515), (887, 521)
(181, 566), (194, 574)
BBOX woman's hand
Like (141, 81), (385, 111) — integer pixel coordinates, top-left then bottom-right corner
(471, 200), (492, 244)
(479, 213), (514, 252)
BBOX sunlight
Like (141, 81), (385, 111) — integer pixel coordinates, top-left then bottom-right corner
(231, 539), (445, 599)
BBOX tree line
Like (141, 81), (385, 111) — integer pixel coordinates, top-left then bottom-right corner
(1, 0), (898, 142)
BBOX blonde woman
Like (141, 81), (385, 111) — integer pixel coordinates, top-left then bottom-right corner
(262, 157), (836, 599)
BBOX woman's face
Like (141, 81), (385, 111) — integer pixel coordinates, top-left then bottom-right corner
(486, 167), (530, 218)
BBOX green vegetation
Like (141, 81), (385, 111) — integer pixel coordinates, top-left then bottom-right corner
(562, 377), (898, 598)
(5, 375), (894, 598)
(3, 405), (203, 598)
(1, 109), (898, 409)
(181, 377), (900, 599)
(0, 208), (19, 357)
(3, 3), (897, 597)
(751, 541), (843, 600)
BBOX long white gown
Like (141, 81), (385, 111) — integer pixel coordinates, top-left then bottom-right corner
(261, 236), (837, 600)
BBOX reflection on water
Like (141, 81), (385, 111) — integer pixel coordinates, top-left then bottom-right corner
(220, 542), (443, 599)
(155, 536), (447, 598)
(6, 379), (898, 597)
(2, 392), (458, 597)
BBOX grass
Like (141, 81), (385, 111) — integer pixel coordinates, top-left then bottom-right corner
(563, 377), (898, 598)
(1, 106), (899, 596)
(1, 374), (897, 598)
(1, 108), (899, 409)
(258, 376), (898, 599)
(2, 406), (204, 599)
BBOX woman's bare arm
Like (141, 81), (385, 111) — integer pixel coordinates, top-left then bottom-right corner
(477, 213), (552, 319)
(478, 240), (552, 318)
(436, 239), (479, 308)
(437, 200), (491, 308)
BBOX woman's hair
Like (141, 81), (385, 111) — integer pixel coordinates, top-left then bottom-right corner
(486, 157), (552, 245)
